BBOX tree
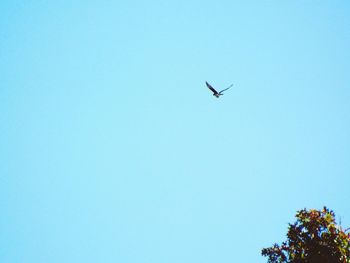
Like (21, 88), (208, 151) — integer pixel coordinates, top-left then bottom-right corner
(262, 207), (350, 263)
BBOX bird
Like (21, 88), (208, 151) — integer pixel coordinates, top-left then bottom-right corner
(206, 81), (233, 98)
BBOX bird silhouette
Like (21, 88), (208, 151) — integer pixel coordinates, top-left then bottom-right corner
(206, 82), (233, 98)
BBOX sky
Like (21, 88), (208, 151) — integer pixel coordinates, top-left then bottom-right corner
(1, 1), (350, 262)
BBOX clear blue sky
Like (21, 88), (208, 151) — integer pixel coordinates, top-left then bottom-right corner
(1, 1), (349, 262)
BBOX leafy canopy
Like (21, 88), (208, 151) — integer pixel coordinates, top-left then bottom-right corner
(262, 207), (350, 263)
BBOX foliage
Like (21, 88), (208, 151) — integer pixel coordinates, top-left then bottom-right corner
(262, 207), (350, 263)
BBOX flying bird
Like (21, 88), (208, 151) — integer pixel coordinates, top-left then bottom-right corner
(206, 81), (233, 98)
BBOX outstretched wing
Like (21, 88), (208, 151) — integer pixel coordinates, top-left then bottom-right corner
(219, 84), (233, 94)
(206, 82), (218, 94)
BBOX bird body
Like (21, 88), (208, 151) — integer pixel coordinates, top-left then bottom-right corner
(206, 82), (232, 98)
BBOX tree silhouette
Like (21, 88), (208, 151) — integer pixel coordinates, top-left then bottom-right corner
(262, 207), (350, 263)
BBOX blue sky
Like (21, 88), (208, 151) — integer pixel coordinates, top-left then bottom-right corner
(1, 1), (350, 262)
